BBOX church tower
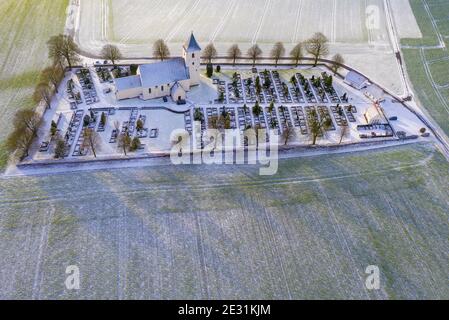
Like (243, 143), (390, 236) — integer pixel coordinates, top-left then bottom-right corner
(183, 32), (201, 86)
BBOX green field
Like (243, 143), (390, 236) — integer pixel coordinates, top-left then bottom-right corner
(0, 143), (448, 299)
(401, 0), (449, 137)
(0, 0), (68, 169)
(428, 59), (449, 86)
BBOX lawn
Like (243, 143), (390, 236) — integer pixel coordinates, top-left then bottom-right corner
(0, 0), (68, 169)
(0, 143), (448, 299)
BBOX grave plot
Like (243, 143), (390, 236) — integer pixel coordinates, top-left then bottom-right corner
(289, 76), (306, 103)
(272, 71), (292, 104)
(225, 107), (238, 130)
(321, 72), (341, 104)
(193, 107), (206, 149)
(253, 74), (266, 103)
(297, 73), (316, 103)
(227, 73), (245, 104)
(95, 66), (113, 83)
(136, 114), (149, 138)
(63, 110), (84, 157)
(344, 105), (357, 123)
(242, 77), (257, 104)
(265, 106), (280, 134)
(291, 106), (308, 135)
(67, 79), (83, 106)
(305, 106), (324, 137)
(76, 69), (99, 106)
(277, 106), (290, 131)
(215, 79), (227, 104)
(330, 105), (349, 127)
(316, 106), (336, 131)
(258, 70), (279, 104)
(309, 76), (329, 104)
(184, 110), (193, 133)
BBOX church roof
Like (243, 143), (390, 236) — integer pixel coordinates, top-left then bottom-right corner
(138, 58), (189, 88)
(183, 32), (201, 52)
(114, 75), (142, 91)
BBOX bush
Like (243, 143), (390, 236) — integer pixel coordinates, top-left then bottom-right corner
(83, 115), (91, 127)
(216, 65), (221, 73)
(206, 63), (213, 78)
(100, 112), (106, 126)
(130, 64), (138, 75)
(54, 139), (67, 159)
(130, 137), (141, 151)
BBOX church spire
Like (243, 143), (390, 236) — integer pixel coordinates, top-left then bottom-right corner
(183, 32), (201, 52)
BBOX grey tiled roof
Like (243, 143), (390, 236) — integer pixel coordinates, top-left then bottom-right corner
(114, 75), (142, 91)
(344, 71), (368, 88)
(139, 58), (189, 88)
(183, 33), (201, 52)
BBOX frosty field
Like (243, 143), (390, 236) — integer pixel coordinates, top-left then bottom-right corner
(0, 143), (448, 299)
(76, 0), (424, 95)
(0, 0), (68, 168)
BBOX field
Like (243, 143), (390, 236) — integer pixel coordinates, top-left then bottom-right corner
(0, 0), (69, 168)
(401, 0), (449, 138)
(0, 143), (448, 299)
(76, 0), (416, 95)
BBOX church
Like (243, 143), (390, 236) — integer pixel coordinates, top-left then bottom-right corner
(114, 33), (202, 102)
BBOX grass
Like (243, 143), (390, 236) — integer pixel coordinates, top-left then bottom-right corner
(0, 0), (68, 169)
(400, 0), (440, 47)
(400, 1), (449, 137)
(402, 49), (449, 135)
(428, 59), (449, 86)
(0, 143), (448, 299)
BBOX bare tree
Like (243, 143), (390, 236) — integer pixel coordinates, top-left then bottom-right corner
(101, 44), (123, 65)
(33, 82), (54, 109)
(40, 65), (64, 93)
(247, 44), (263, 67)
(331, 53), (345, 74)
(309, 109), (332, 145)
(5, 127), (34, 159)
(305, 32), (329, 67)
(114, 120), (120, 132)
(203, 43), (217, 63)
(5, 109), (42, 159)
(227, 44), (242, 66)
(270, 42), (285, 67)
(13, 109), (41, 137)
(82, 128), (101, 158)
(290, 43), (303, 67)
(153, 39), (170, 61)
(118, 132), (131, 156)
(47, 34), (80, 69)
(339, 124), (350, 144)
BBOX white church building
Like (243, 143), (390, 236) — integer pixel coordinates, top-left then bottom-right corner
(114, 33), (202, 102)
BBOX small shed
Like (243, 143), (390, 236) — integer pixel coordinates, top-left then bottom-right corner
(364, 103), (387, 124)
(344, 71), (369, 90)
